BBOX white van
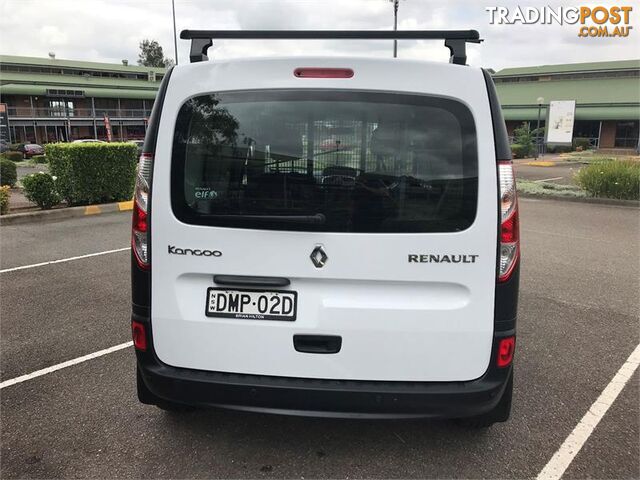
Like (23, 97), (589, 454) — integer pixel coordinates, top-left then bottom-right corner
(131, 30), (519, 426)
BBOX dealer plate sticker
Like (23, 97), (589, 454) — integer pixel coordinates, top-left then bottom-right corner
(205, 287), (297, 321)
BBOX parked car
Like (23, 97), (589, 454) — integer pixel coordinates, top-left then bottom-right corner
(132, 29), (519, 427)
(72, 139), (106, 143)
(22, 143), (45, 158)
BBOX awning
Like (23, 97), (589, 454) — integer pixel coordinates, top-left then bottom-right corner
(502, 105), (640, 121)
(0, 84), (158, 100)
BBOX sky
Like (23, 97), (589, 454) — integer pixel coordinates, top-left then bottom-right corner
(0, 0), (638, 71)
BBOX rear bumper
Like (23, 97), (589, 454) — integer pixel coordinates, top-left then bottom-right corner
(136, 328), (514, 419)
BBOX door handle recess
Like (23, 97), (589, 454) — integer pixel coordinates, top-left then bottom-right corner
(293, 335), (342, 354)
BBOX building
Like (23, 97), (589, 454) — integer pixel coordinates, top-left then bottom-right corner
(0, 54), (166, 143)
(2, 55), (638, 151)
(493, 59), (640, 151)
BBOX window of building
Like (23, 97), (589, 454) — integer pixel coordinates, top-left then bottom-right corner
(615, 121), (639, 148)
(48, 100), (75, 117)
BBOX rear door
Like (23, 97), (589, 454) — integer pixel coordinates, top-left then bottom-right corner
(150, 58), (498, 382)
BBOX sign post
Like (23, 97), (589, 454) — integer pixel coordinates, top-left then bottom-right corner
(545, 100), (576, 146)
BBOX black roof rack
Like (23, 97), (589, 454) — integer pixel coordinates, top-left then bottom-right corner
(179, 30), (482, 66)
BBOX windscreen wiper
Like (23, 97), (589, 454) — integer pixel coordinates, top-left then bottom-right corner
(204, 213), (326, 224)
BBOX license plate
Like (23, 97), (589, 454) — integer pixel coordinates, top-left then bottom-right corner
(205, 287), (297, 321)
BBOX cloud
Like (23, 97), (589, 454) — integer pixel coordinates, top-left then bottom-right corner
(0, 0), (637, 70)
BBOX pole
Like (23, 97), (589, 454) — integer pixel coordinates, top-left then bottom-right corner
(172, 0), (179, 65)
(393, 0), (399, 58)
(535, 104), (541, 159)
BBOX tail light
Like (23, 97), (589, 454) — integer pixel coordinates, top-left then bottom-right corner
(496, 336), (515, 367)
(132, 152), (153, 269)
(498, 161), (519, 282)
(131, 320), (147, 351)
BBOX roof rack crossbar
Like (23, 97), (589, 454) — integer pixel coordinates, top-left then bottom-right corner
(180, 30), (482, 65)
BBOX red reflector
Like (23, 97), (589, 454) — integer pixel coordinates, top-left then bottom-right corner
(132, 321), (147, 351)
(497, 337), (515, 367)
(132, 200), (147, 233)
(294, 67), (354, 78)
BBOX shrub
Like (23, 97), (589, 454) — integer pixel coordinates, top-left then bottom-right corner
(546, 144), (572, 154)
(511, 144), (528, 159)
(576, 160), (640, 200)
(572, 137), (592, 151)
(21, 172), (61, 209)
(517, 180), (586, 198)
(0, 158), (17, 186)
(0, 185), (10, 214)
(46, 142), (138, 205)
(2, 151), (23, 162)
(31, 154), (48, 164)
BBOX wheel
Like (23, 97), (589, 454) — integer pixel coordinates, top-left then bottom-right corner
(455, 370), (513, 428)
(137, 369), (196, 412)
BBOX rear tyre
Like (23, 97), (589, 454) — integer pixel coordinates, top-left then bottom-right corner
(455, 370), (513, 428)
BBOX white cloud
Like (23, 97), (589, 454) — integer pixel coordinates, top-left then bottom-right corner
(0, 0), (637, 70)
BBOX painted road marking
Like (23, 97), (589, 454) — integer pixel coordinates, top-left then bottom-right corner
(525, 161), (556, 167)
(0, 341), (133, 390)
(0, 247), (129, 273)
(537, 343), (640, 480)
(118, 200), (133, 211)
(533, 177), (564, 183)
(84, 205), (102, 215)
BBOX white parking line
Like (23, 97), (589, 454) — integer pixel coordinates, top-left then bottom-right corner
(537, 343), (640, 480)
(0, 247), (129, 273)
(533, 177), (564, 183)
(0, 341), (133, 389)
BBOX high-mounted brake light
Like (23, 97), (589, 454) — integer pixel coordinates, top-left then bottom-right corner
(498, 161), (519, 282)
(294, 67), (354, 78)
(132, 152), (153, 270)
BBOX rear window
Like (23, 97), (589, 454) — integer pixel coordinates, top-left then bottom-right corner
(171, 90), (477, 233)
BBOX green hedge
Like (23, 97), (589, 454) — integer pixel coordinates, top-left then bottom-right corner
(576, 160), (640, 200)
(31, 154), (48, 164)
(2, 151), (23, 162)
(46, 142), (138, 205)
(0, 158), (17, 187)
(0, 186), (10, 214)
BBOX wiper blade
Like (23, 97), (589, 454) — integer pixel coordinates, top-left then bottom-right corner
(205, 213), (326, 224)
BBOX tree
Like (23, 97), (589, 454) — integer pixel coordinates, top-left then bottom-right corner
(137, 39), (174, 68)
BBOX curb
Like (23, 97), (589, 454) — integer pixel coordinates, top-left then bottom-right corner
(0, 200), (133, 226)
(524, 161), (556, 167)
(519, 193), (639, 207)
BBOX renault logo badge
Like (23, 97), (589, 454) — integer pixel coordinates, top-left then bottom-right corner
(310, 245), (328, 268)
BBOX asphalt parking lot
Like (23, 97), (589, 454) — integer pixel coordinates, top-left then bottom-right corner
(514, 160), (582, 185)
(1, 198), (638, 479)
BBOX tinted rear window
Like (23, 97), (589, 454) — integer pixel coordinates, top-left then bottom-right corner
(171, 90), (477, 233)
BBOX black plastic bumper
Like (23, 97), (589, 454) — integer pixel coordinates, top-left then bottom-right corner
(136, 329), (514, 419)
